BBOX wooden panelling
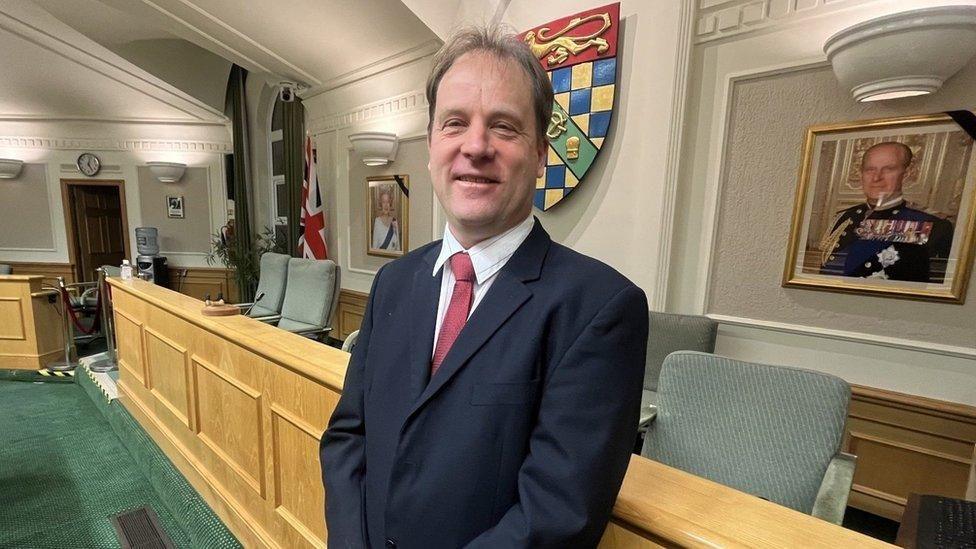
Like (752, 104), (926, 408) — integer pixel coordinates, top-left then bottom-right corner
(166, 266), (238, 303)
(271, 404), (327, 547)
(845, 385), (976, 521)
(2, 262), (76, 286)
(109, 277), (890, 549)
(144, 327), (192, 428)
(114, 308), (145, 384)
(335, 289), (367, 340)
(0, 298), (25, 340)
(194, 355), (265, 497)
(0, 275), (64, 369)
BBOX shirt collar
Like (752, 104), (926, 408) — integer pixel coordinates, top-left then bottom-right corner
(433, 214), (535, 284)
(868, 195), (905, 211)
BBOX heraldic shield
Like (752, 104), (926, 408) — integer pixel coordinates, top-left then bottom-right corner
(520, 3), (620, 211)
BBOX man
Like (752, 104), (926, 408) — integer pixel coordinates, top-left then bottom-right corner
(321, 26), (648, 548)
(819, 141), (953, 282)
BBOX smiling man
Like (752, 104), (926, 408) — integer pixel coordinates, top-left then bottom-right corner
(819, 141), (954, 282)
(321, 26), (648, 549)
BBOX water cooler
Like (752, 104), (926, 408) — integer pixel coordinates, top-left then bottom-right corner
(135, 227), (169, 286)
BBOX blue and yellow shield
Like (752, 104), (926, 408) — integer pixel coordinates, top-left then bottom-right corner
(521, 3), (620, 211)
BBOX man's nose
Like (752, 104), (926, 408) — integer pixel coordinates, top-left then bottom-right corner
(460, 124), (494, 160)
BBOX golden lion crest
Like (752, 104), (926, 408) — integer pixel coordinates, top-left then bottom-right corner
(524, 13), (611, 67)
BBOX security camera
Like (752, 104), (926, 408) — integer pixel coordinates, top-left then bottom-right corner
(279, 82), (296, 102)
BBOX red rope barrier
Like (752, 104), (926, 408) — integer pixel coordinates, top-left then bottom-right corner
(59, 287), (102, 335)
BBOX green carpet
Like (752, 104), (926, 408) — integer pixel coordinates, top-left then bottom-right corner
(0, 378), (193, 548)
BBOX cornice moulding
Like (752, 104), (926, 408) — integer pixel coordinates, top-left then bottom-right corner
(695, 0), (865, 44)
(308, 90), (428, 134)
(0, 115), (229, 126)
(0, 136), (232, 153)
(301, 40), (442, 99)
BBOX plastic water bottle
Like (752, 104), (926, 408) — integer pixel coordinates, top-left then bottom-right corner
(121, 259), (133, 281)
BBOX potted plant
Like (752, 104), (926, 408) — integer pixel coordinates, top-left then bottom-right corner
(206, 223), (285, 302)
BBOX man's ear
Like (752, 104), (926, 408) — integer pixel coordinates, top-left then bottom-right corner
(536, 138), (547, 178)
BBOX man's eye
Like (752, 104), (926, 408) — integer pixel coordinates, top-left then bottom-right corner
(494, 124), (517, 134)
(443, 119), (464, 128)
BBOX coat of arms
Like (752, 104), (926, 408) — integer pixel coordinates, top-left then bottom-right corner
(520, 3), (620, 211)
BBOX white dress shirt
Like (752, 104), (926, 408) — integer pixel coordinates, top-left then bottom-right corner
(431, 214), (535, 352)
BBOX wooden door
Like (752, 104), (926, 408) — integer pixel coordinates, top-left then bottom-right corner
(70, 185), (126, 282)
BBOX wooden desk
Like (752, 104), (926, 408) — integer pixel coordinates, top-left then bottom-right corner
(0, 275), (64, 369)
(108, 278), (892, 548)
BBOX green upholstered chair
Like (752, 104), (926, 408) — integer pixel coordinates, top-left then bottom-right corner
(640, 312), (718, 432)
(642, 351), (856, 525)
(273, 258), (340, 340)
(0, 264), (11, 275)
(239, 252), (290, 319)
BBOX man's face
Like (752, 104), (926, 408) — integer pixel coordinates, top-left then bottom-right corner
(428, 51), (546, 242)
(860, 145), (908, 202)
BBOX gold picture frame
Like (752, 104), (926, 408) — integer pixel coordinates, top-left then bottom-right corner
(366, 175), (409, 258)
(783, 113), (976, 303)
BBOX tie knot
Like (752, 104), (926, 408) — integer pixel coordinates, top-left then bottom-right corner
(450, 252), (475, 282)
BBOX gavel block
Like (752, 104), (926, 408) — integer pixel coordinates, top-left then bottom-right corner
(201, 303), (240, 316)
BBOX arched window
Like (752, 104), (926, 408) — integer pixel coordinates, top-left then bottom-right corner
(269, 96), (287, 245)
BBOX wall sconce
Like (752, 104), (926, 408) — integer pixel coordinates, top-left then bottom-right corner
(825, 6), (976, 102)
(348, 131), (398, 166)
(0, 158), (23, 179)
(147, 161), (187, 183)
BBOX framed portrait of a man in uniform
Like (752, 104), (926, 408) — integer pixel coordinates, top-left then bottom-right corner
(783, 113), (976, 303)
(365, 175), (408, 258)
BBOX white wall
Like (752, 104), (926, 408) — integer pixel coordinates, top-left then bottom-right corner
(253, 0), (976, 405)
(303, 55), (438, 293)
(0, 119), (231, 267)
(498, 0), (693, 307)
(301, 0), (694, 302)
(670, 0), (976, 404)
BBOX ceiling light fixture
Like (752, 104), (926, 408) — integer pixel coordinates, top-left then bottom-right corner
(0, 158), (24, 179)
(824, 6), (976, 103)
(348, 131), (398, 166)
(147, 161), (187, 183)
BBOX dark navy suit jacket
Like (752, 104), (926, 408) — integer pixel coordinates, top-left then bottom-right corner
(321, 220), (648, 548)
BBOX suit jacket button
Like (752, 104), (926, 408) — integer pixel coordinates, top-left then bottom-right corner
(386, 539), (397, 549)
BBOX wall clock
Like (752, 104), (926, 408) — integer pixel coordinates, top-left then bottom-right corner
(77, 153), (100, 177)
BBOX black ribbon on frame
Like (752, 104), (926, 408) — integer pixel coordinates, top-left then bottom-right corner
(393, 174), (409, 198)
(947, 110), (976, 141)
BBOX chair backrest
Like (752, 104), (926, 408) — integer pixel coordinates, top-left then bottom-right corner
(341, 330), (360, 353)
(100, 265), (122, 277)
(643, 351), (850, 515)
(0, 264), (11, 275)
(249, 252), (290, 317)
(277, 258), (339, 331)
(645, 312), (717, 392)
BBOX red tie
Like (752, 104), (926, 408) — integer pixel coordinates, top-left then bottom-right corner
(431, 252), (475, 376)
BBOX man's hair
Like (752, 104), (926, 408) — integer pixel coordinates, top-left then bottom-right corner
(425, 25), (554, 144)
(863, 141), (913, 169)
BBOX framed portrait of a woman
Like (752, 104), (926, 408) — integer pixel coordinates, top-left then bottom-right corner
(366, 175), (409, 258)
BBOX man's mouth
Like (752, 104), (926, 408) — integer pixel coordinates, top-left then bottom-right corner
(455, 175), (499, 184)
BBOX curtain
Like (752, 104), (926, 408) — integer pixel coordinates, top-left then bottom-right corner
(282, 99), (305, 257)
(225, 64), (256, 301)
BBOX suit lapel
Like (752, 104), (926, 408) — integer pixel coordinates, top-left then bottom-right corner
(408, 219), (551, 417)
(405, 246), (441, 401)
